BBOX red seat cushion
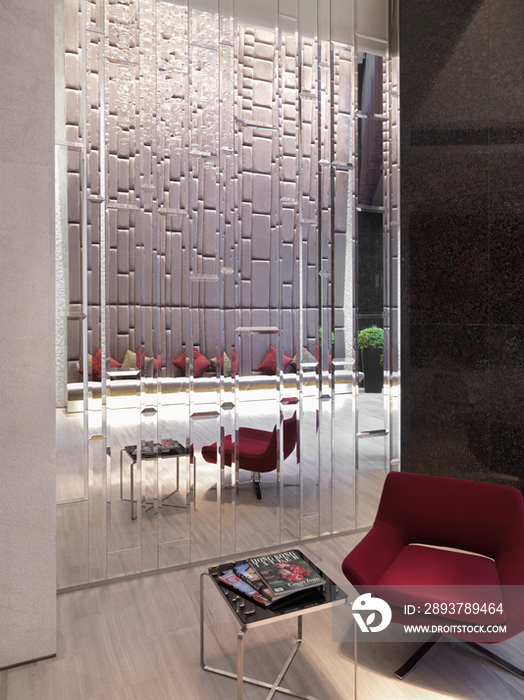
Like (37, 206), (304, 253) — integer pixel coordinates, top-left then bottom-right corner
(375, 544), (506, 624)
(201, 435), (233, 466)
(201, 428), (277, 472)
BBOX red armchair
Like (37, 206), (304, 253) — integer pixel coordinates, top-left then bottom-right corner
(200, 411), (297, 502)
(342, 471), (524, 680)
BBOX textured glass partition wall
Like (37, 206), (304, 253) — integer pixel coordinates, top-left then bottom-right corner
(55, 0), (399, 587)
(355, 51), (400, 527)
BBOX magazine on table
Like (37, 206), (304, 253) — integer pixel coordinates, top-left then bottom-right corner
(217, 569), (272, 607)
(131, 441), (155, 458)
(131, 439), (185, 458)
(245, 550), (325, 600)
(233, 563), (276, 601)
(160, 438), (186, 454)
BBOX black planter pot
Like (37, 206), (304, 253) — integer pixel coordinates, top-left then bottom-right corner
(360, 347), (384, 393)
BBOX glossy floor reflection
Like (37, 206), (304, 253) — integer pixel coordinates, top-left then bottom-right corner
(56, 392), (389, 589)
(4, 532), (524, 700)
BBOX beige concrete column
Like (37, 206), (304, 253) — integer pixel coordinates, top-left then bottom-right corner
(0, 0), (57, 669)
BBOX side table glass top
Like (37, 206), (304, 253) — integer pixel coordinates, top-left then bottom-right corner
(208, 551), (347, 626)
(124, 438), (189, 462)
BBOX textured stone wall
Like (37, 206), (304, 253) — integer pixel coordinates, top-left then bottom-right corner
(401, 0), (524, 492)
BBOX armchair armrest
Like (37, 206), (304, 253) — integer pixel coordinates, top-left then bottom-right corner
(342, 522), (406, 589)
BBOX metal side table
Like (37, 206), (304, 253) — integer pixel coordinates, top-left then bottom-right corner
(120, 439), (191, 519)
(200, 554), (347, 700)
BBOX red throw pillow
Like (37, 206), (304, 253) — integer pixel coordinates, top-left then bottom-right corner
(257, 346), (293, 375)
(172, 348), (211, 378)
(92, 348), (102, 381)
(136, 350), (161, 374)
(172, 351), (186, 374)
(230, 350), (239, 373)
(90, 348), (122, 381)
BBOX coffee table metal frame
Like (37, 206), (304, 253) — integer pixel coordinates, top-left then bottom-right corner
(200, 561), (347, 700)
(120, 442), (192, 519)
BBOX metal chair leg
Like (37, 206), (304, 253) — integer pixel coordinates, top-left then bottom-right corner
(252, 472), (262, 502)
(395, 635), (524, 682)
(463, 641), (524, 680)
(394, 633), (443, 679)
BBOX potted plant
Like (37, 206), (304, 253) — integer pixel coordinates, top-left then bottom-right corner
(358, 326), (384, 393)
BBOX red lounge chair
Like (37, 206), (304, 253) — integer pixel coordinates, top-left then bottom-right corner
(342, 471), (524, 680)
(200, 411), (297, 502)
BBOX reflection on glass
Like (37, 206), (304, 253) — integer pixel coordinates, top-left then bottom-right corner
(55, 0), (399, 588)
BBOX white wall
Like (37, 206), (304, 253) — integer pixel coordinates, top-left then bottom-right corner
(0, 0), (57, 669)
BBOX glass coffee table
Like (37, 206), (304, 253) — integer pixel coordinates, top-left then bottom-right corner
(200, 552), (347, 699)
(120, 438), (191, 519)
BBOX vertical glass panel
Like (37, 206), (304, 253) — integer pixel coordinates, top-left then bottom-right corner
(57, 0), (398, 587)
(355, 52), (388, 528)
(297, 33), (319, 540)
(317, 38), (334, 537)
(356, 431), (387, 526)
(333, 388), (356, 532)
(158, 395), (191, 568)
(331, 42), (356, 534)
(279, 21), (301, 544)
(237, 332), (282, 541)
(106, 0), (139, 64)
(88, 435), (108, 581)
(234, 389), (281, 552)
(57, 501), (89, 589)
(299, 394), (320, 539)
(191, 410), (221, 560)
(107, 548), (141, 579)
(57, 320), (88, 502)
(106, 61), (139, 209)
(86, 0), (104, 31)
(137, 413), (160, 573)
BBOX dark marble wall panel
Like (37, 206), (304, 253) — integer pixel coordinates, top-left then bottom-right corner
(401, 0), (524, 490)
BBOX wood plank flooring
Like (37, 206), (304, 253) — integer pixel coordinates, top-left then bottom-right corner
(3, 532), (524, 700)
(9, 391), (521, 698)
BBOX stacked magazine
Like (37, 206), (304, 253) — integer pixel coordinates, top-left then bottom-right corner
(217, 549), (325, 607)
(217, 569), (272, 607)
(131, 439), (185, 458)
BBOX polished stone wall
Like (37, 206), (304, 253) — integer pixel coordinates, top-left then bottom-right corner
(400, 0), (524, 490)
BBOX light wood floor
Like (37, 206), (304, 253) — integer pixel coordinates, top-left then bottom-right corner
(3, 531), (524, 700)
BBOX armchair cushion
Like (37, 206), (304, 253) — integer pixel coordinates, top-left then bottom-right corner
(375, 544), (505, 624)
(342, 471), (524, 643)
